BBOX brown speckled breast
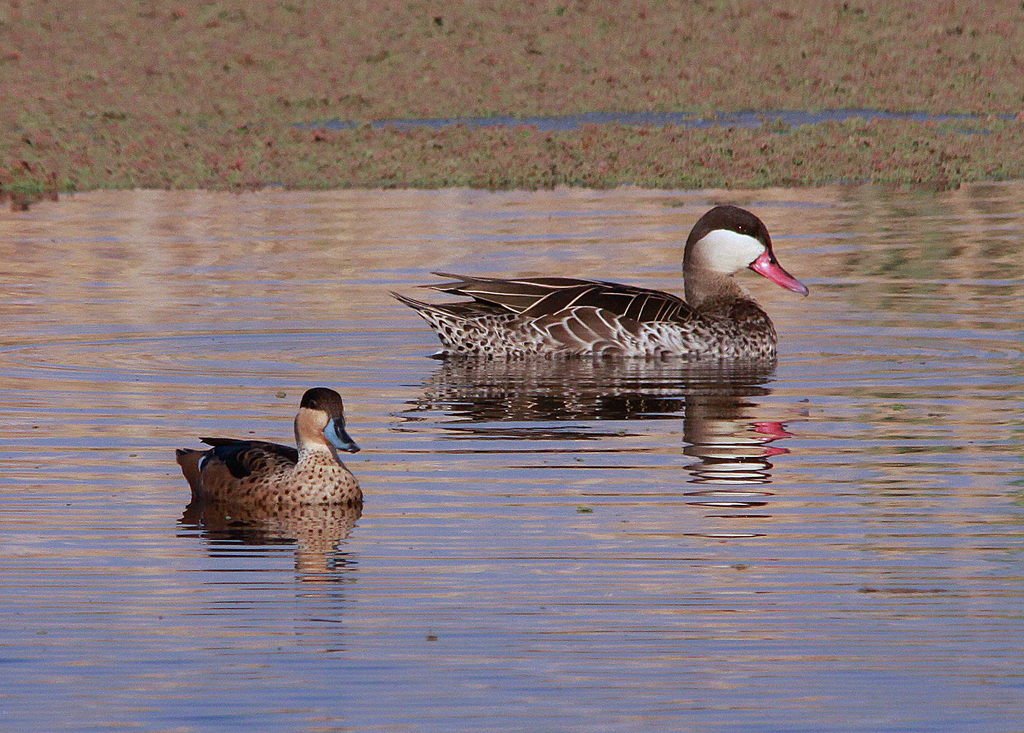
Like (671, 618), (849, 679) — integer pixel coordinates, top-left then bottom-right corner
(189, 446), (361, 510)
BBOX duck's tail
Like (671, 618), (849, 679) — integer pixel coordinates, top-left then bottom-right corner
(391, 291), (458, 354)
(392, 289), (516, 357)
(175, 448), (205, 495)
(390, 290), (437, 315)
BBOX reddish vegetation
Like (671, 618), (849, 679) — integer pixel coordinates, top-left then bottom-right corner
(2, 1), (1023, 200)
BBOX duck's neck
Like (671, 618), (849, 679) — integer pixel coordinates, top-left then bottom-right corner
(298, 443), (341, 463)
(294, 413), (342, 465)
(684, 266), (750, 308)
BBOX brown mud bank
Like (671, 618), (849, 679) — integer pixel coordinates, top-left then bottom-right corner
(3, 1), (1023, 202)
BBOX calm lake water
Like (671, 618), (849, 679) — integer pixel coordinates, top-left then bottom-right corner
(1, 186), (1022, 731)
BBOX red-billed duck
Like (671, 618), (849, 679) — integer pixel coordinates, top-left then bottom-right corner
(393, 205), (808, 360)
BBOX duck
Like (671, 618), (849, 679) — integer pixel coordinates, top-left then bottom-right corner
(393, 205), (808, 360)
(175, 387), (362, 508)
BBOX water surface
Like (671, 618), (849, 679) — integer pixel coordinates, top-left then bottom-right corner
(1, 186), (1022, 731)
(313, 108), (1013, 132)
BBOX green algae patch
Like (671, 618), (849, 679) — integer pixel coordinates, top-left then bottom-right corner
(3, 1), (1024, 195)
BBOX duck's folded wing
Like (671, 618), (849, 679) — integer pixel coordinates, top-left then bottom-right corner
(430, 273), (693, 324)
(198, 438), (299, 479)
(529, 306), (634, 355)
(521, 281), (691, 323)
(429, 273), (604, 314)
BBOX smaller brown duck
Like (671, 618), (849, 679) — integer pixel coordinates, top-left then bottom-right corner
(176, 387), (361, 509)
(393, 205), (808, 360)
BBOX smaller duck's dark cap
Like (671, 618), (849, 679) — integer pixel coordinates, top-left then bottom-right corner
(300, 387), (345, 414)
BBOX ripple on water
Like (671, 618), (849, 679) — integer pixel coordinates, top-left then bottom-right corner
(0, 187), (1022, 731)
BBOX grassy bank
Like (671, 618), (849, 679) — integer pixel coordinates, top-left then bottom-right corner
(3, 1), (1023, 201)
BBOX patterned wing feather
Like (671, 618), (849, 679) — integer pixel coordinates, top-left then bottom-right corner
(199, 438), (299, 479)
(533, 306), (642, 355)
(423, 274), (692, 323)
(584, 285), (690, 323)
(430, 273), (603, 314)
(392, 291), (505, 320)
(520, 281), (692, 323)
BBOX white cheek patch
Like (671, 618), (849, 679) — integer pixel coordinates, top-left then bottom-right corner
(691, 229), (766, 273)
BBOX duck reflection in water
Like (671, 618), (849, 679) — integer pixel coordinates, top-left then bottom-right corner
(179, 499), (361, 576)
(407, 358), (795, 488)
(680, 393), (793, 516)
